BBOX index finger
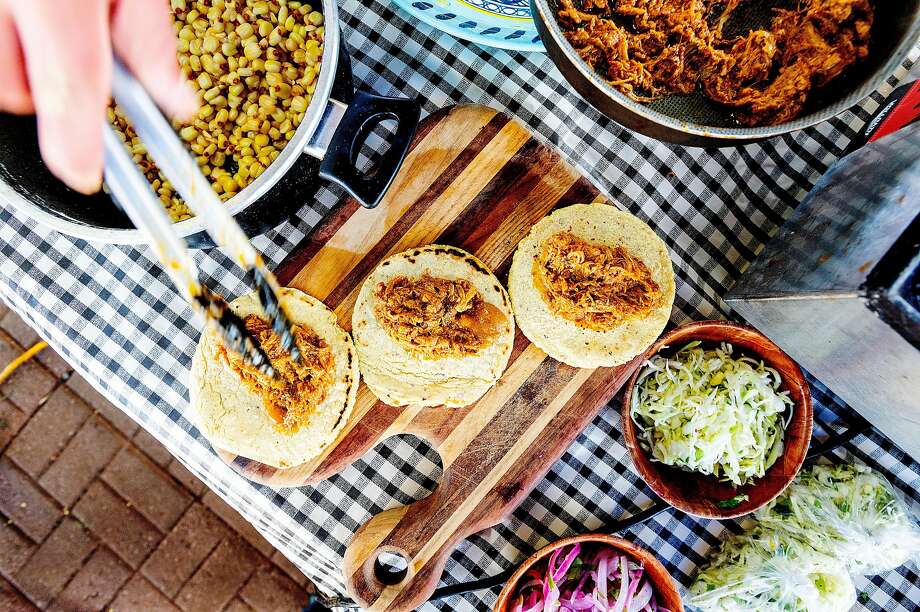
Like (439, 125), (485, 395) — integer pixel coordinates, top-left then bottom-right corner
(0, 1), (32, 114)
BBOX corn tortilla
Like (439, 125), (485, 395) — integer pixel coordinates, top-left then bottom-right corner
(508, 203), (674, 368)
(352, 245), (515, 408)
(189, 288), (359, 468)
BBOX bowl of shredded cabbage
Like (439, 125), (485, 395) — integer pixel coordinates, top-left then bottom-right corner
(621, 321), (813, 519)
(494, 533), (684, 612)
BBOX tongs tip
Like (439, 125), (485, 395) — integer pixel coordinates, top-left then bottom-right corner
(250, 267), (301, 364)
(196, 289), (275, 377)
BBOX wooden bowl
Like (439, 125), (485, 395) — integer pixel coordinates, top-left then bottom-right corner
(621, 320), (813, 519)
(494, 533), (684, 612)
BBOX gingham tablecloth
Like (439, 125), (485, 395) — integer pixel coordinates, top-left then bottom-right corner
(1, 2), (918, 610)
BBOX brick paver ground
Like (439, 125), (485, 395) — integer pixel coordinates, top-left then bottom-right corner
(0, 305), (315, 611)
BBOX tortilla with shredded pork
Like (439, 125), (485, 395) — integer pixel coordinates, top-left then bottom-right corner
(352, 245), (515, 408)
(190, 288), (359, 468)
(508, 203), (674, 368)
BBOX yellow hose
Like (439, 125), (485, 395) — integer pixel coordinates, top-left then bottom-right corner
(0, 341), (48, 386)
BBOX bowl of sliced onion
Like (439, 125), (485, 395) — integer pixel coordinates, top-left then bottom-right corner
(494, 534), (683, 612)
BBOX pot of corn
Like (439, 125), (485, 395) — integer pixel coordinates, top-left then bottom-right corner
(0, 0), (421, 246)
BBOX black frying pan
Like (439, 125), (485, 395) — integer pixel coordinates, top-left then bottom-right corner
(531, 0), (920, 146)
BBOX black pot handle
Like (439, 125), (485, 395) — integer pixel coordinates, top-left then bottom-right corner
(318, 90), (420, 209)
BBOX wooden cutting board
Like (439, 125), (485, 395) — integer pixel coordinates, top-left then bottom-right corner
(216, 105), (644, 611)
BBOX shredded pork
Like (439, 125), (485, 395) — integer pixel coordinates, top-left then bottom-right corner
(535, 232), (662, 330)
(373, 274), (506, 359)
(556, 0), (873, 126)
(221, 315), (335, 433)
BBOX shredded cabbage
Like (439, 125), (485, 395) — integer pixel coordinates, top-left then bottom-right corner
(689, 463), (920, 612)
(631, 341), (792, 487)
(756, 463), (920, 576)
(689, 527), (855, 612)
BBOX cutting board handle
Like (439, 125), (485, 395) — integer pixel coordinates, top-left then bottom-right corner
(342, 468), (514, 612)
(343, 360), (638, 611)
(343, 502), (448, 612)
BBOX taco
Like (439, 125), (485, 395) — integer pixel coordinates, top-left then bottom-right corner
(190, 288), (359, 468)
(508, 203), (674, 368)
(352, 245), (515, 408)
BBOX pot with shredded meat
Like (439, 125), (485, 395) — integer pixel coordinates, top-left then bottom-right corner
(555, 0), (874, 126)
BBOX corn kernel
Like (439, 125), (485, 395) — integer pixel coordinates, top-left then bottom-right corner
(244, 42), (261, 59)
(202, 34), (219, 53)
(290, 96), (308, 112)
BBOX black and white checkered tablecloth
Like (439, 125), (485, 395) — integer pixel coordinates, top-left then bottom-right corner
(0, 2), (918, 610)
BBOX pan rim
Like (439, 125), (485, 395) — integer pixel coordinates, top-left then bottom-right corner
(531, 0), (920, 141)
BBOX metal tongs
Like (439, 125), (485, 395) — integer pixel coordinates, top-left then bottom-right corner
(102, 58), (299, 375)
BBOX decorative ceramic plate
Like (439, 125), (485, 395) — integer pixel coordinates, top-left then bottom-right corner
(391, 0), (545, 52)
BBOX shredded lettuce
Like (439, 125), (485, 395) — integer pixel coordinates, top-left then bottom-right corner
(716, 494), (749, 510)
(689, 463), (920, 612)
(630, 341), (792, 487)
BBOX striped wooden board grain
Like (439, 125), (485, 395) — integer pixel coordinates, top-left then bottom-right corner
(216, 105), (646, 610)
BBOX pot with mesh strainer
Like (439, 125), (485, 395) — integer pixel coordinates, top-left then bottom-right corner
(531, 0), (920, 146)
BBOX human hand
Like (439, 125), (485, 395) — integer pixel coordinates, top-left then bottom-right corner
(0, 0), (198, 194)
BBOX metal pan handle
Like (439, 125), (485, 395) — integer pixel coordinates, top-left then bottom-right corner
(305, 91), (420, 209)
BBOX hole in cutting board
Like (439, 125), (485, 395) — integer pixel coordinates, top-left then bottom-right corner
(374, 550), (409, 585)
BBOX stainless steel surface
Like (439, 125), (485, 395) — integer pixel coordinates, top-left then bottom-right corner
(728, 136), (920, 298)
(303, 99), (348, 159)
(727, 125), (920, 460)
(531, 0), (920, 145)
(0, 0), (342, 244)
(728, 296), (920, 459)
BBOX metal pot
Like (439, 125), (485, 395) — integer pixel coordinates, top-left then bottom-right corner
(531, 0), (920, 146)
(0, 0), (420, 246)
